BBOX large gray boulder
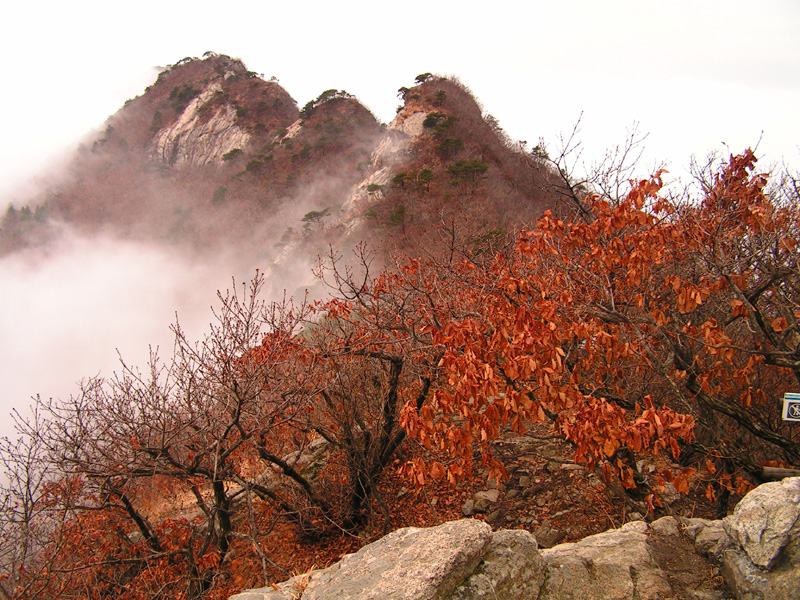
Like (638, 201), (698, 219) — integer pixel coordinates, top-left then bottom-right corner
(230, 478), (800, 600)
(720, 477), (800, 600)
(449, 529), (546, 600)
(231, 519), (494, 600)
(538, 520), (673, 600)
(723, 477), (800, 569)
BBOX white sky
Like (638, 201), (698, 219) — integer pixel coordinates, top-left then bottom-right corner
(1, 0), (798, 200)
(0, 0), (799, 437)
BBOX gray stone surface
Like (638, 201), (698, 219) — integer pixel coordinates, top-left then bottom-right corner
(230, 478), (800, 600)
(538, 521), (673, 600)
(723, 477), (800, 569)
(472, 489), (500, 513)
(681, 517), (716, 542)
(719, 478), (800, 600)
(149, 83), (251, 167)
(650, 516), (681, 537)
(694, 521), (733, 565)
(449, 529), (545, 600)
(721, 548), (800, 600)
(231, 519), (492, 600)
(461, 498), (475, 516)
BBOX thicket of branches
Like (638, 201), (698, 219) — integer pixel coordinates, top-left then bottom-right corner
(2, 147), (799, 599)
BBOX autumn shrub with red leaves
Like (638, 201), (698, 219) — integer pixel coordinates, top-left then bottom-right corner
(2, 150), (799, 600)
(399, 150), (800, 510)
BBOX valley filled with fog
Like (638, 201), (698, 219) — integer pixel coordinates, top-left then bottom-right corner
(0, 225), (319, 440)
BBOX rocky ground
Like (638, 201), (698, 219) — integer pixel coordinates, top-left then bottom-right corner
(249, 423), (736, 597)
(378, 423), (724, 546)
(236, 475), (800, 600)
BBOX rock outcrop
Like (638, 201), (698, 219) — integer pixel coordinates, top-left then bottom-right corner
(337, 108), (428, 227)
(231, 478), (800, 600)
(149, 82), (251, 167)
(721, 477), (800, 599)
(538, 520), (672, 600)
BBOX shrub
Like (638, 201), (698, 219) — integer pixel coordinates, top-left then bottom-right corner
(393, 172), (410, 186)
(418, 169), (435, 190)
(169, 84), (199, 112)
(149, 111), (163, 135)
(387, 205), (406, 227)
(422, 112), (458, 136)
(435, 137), (464, 158)
(222, 148), (242, 161)
(299, 89), (354, 120)
(212, 186), (227, 203)
(302, 207), (331, 232)
(423, 112), (446, 129)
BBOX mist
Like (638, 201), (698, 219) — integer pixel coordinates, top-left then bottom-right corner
(0, 222), (321, 441)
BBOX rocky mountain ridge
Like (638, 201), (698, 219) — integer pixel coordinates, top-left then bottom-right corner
(147, 81), (251, 167)
(1, 53), (565, 259)
(232, 477), (800, 600)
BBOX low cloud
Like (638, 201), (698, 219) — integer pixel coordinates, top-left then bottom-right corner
(0, 225), (319, 440)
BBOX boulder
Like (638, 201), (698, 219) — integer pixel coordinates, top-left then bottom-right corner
(472, 489), (500, 513)
(538, 520), (673, 600)
(231, 519), (493, 600)
(721, 548), (797, 600)
(693, 520), (733, 565)
(681, 517), (716, 543)
(461, 499), (475, 516)
(449, 529), (546, 600)
(230, 478), (800, 600)
(723, 477), (800, 569)
(462, 489), (501, 516)
(720, 477), (800, 599)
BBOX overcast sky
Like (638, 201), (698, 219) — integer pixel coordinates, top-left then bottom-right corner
(2, 0), (798, 200)
(1, 0), (799, 437)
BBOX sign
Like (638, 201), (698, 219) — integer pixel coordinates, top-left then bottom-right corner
(783, 393), (800, 422)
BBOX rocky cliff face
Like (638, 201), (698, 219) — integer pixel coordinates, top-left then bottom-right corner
(148, 82), (251, 166)
(231, 477), (800, 600)
(337, 110), (429, 227)
(331, 76), (569, 256)
(2, 54), (565, 260)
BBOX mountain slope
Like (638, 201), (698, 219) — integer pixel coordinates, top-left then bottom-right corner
(335, 75), (567, 256)
(0, 55), (567, 260)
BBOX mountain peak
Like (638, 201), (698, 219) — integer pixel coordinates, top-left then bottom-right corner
(1, 59), (564, 260)
(100, 53), (298, 165)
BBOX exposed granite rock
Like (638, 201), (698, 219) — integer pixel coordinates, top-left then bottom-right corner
(720, 477), (800, 599)
(389, 110), (427, 138)
(539, 520), (673, 600)
(692, 520), (733, 565)
(149, 82), (251, 166)
(230, 478), (800, 600)
(723, 477), (800, 569)
(337, 108), (427, 227)
(231, 519), (492, 600)
(449, 529), (545, 600)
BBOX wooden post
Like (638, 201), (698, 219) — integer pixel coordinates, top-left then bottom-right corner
(761, 467), (800, 480)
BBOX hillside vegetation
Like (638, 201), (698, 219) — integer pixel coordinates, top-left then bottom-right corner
(1, 54), (799, 600)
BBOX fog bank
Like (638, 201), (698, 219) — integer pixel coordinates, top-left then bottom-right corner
(0, 227), (318, 440)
